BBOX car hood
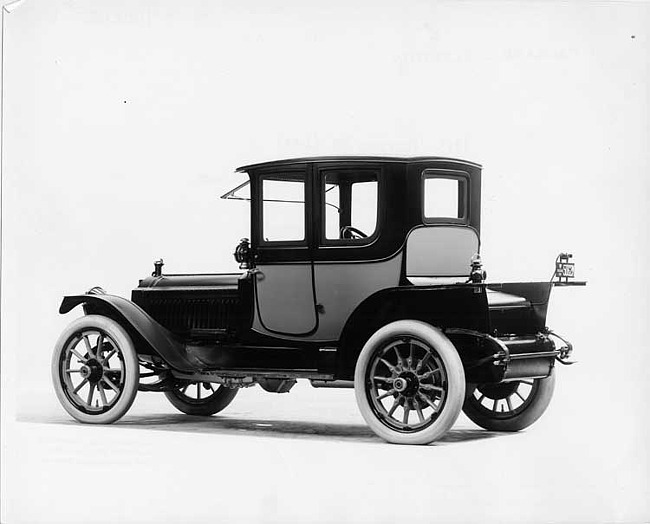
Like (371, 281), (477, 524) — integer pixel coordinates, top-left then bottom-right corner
(137, 273), (243, 289)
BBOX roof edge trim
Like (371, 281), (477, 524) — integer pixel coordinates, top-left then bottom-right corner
(236, 156), (482, 172)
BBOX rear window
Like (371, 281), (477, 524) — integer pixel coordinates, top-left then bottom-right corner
(422, 172), (468, 222)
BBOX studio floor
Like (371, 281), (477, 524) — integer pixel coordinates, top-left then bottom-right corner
(5, 374), (648, 524)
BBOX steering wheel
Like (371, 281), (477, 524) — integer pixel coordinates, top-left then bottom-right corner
(340, 225), (368, 240)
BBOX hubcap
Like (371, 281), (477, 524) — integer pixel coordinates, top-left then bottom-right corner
(393, 377), (408, 392)
(80, 359), (104, 383)
(394, 372), (420, 396)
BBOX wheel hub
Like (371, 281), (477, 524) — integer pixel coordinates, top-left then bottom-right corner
(80, 358), (104, 383)
(394, 372), (419, 397)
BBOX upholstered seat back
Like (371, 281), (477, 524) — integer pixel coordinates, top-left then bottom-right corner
(405, 226), (479, 278)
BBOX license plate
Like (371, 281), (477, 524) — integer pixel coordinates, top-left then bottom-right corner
(557, 263), (575, 277)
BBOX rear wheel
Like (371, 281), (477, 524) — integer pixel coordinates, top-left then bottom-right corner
(354, 320), (465, 445)
(462, 372), (556, 431)
(51, 315), (139, 424)
(164, 382), (238, 416)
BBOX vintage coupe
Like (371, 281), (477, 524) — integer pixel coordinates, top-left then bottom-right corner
(52, 156), (584, 444)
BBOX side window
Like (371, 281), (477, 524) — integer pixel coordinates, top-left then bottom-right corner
(261, 175), (305, 242)
(351, 181), (378, 234)
(323, 170), (378, 241)
(423, 175), (467, 221)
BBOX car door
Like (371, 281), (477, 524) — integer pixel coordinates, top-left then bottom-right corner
(311, 164), (402, 341)
(250, 167), (318, 336)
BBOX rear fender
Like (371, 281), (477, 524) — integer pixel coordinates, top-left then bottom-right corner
(60, 294), (202, 372)
(336, 285), (490, 379)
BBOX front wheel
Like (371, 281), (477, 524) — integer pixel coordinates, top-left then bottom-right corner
(164, 382), (238, 416)
(354, 320), (466, 445)
(462, 372), (556, 432)
(51, 315), (139, 424)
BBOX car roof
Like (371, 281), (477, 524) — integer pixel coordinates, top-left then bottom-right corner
(236, 156), (482, 172)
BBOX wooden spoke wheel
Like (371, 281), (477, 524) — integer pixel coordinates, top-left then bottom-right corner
(164, 382), (238, 416)
(355, 320), (465, 445)
(52, 315), (139, 424)
(463, 372), (556, 431)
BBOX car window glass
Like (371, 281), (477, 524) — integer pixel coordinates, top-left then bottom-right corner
(324, 172), (378, 241)
(424, 177), (461, 218)
(261, 177), (305, 241)
(351, 181), (378, 235)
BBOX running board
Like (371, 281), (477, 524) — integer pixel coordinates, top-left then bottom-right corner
(171, 368), (334, 382)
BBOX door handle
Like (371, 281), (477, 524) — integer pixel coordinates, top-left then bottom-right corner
(248, 268), (264, 280)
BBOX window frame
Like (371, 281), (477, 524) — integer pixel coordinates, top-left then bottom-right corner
(257, 170), (309, 248)
(319, 167), (381, 247)
(421, 169), (470, 225)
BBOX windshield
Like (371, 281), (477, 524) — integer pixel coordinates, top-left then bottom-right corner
(221, 178), (316, 207)
(221, 178), (337, 211)
(222, 176), (308, 206)
(220, 180), (251, 201)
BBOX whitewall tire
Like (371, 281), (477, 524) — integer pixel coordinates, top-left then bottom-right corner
(354, 320), (466, 445)
(463, 372), (556, 432)
(51, 315), (139, 424)
(164, 383), (238, 416)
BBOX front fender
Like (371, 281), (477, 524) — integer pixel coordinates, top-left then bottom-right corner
(60, 294), (202, 372)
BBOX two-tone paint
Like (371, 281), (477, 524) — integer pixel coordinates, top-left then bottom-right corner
(60, 156), (580, 385)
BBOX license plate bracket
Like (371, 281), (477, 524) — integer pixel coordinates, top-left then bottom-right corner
(556, 263), (575, 278)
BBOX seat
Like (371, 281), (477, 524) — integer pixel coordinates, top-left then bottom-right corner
(486, 290), (529, 308)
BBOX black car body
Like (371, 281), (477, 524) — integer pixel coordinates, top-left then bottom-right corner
(52, 157), (584, 444)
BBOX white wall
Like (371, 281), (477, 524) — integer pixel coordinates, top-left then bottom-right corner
(2, 0), (649, 521)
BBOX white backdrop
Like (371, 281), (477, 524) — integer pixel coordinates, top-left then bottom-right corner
(1, 1), (649, 522)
